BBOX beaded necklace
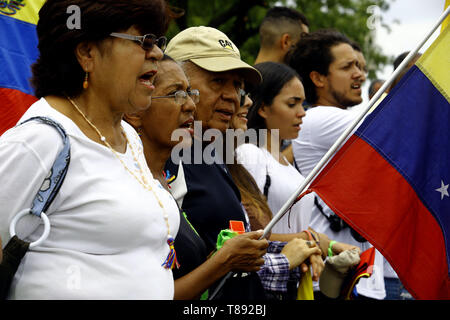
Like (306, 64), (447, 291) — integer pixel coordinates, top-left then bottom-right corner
(67, 97), (179, 269)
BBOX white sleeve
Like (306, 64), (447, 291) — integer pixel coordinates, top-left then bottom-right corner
(310, 108), (356, 151)
(235, 143), (268, 192)
(0, 122), (63, 246)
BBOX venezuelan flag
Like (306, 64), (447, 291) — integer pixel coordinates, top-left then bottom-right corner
(308, 27), (450, 299)
(0, 0), (45, 135)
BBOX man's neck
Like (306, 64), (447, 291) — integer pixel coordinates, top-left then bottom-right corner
(254, 49), (285, 65)
(314, 96), (347, 110)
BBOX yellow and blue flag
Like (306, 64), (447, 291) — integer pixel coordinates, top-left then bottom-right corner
(308, 25), (450, 299)
(0, 0), (45, 135)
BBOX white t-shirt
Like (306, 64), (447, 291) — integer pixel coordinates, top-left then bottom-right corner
(0, 98), (179, 299)
(236, 143), (314, 234)
(292, 106), (386, 299)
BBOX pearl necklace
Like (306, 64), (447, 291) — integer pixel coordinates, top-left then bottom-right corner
(67, 97), (179, 269)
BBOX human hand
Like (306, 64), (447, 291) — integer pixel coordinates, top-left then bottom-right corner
(281, 238), (321, 270)
(314, 230), (361, 258)
(331, 241), (361, 256)
(309, 229), (330, 259)
(308, 253), (325, 281)
(217, 230), (269, 272)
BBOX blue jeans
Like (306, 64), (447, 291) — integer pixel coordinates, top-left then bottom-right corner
(384, 277), (414, 300)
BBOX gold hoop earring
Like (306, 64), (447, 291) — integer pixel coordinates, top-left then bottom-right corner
(83, 72), (89, 89)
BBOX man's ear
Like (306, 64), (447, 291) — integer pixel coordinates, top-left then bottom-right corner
(124, 112), (144, 130)
(309, 71), (326, 88)
(280, 33), (292, 51)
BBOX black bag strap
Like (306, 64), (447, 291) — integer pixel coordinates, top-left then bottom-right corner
(0, 236), (29, 299)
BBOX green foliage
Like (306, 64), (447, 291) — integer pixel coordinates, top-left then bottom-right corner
(166, 0), (394, 79)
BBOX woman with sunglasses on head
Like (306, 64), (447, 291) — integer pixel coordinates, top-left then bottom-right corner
(0, 0), (178, 299)
(125, 55), (272, 300)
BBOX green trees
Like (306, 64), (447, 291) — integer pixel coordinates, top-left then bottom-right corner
(167, 0), (393, 79)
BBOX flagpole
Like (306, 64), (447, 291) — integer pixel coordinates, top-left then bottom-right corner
(261, 6), (450, 240)
(209, 7), (449, 300)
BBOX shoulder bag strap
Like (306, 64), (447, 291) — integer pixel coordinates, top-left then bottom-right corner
(18, 116), (71, 217)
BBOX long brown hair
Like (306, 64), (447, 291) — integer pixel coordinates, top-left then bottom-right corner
(228, 163), (273, 231)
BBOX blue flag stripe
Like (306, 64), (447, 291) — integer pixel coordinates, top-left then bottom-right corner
(0, 15), (38, 95)
(356, 65), (450, 272)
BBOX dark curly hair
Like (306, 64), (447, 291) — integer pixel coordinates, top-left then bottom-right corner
(285, 29), (352, 104)
(31, 0), (172, 98)
(247, 62), (301, 133)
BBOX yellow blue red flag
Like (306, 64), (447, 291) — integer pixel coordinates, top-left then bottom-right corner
(0, 0), (45, 135)
(308, 26), (450, 299)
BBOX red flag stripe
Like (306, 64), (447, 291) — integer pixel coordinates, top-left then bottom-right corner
(311, 135), (450, 299)
(0, 88), (37, 135)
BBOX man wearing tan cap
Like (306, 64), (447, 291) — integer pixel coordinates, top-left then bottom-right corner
(165, 26), (261, 133)
(164, 26), (319, 300)
(165, 26), (262, 248)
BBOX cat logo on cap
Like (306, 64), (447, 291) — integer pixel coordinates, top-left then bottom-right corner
(218, 39), (234, 51)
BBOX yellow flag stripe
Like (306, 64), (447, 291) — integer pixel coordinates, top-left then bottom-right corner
(0, 0), (46, 25)
(441, 0), (450, 32)
(416, 26), (450, 103)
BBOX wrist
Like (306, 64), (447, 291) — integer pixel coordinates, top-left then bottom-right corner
(303, 229), (320, 246)
(328, 240), (337, 257)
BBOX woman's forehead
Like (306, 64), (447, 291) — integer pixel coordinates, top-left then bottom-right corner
(156, 61), (188, 87)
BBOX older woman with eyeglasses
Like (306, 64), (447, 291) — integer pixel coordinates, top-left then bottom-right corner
(125, 55), (269, 300)
(0, 0), (179, 299)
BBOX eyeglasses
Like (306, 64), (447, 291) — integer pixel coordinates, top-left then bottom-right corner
(110, 32), (167, 52)
(153, 89), (200, 105)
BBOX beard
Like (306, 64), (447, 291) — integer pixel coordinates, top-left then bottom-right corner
(330, 87), (362, 109)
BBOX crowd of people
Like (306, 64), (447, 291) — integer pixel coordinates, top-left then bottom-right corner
(0, 0), (415, 300)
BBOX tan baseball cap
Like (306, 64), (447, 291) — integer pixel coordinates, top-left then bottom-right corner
(165, 26), (262, 86)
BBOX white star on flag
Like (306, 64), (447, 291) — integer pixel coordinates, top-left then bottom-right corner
(435, 180), (449, 200)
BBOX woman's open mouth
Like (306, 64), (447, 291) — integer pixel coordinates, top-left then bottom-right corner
(179, 118), (194, 135)
(139, 71), (157, 91)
